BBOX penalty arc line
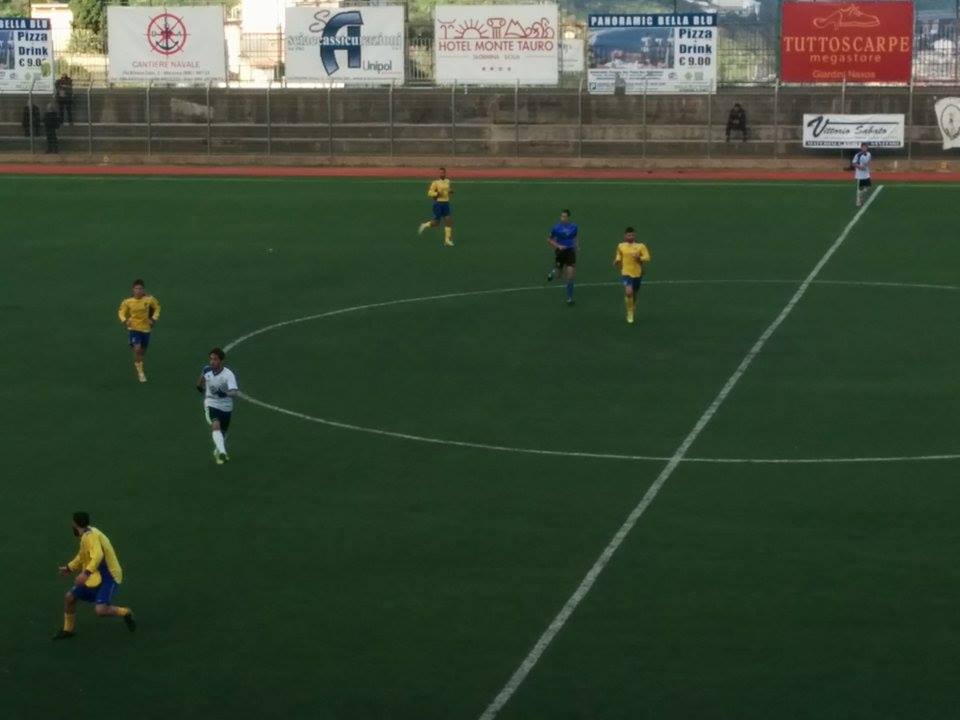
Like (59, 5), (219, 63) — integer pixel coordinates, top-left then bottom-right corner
(477, 185), (886, 720)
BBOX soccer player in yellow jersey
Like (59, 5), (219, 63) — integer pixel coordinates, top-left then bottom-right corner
(613, 226), (652, 324)
(418, 166), (454, 246)
(117, 278), (161, 383)
(54, 512), (135, 640)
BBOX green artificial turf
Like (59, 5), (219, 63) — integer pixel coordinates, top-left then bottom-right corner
(2, 177), (959, 719)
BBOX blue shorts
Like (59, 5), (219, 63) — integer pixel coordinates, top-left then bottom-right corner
(205, 405), (233, 433)
(128, 330), (151, 348)
(621, 276), (643, 293)
(70, 576), (118, 606)
(432, 201), (451, 221)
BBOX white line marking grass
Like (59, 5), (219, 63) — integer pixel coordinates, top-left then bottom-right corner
(226, 274), (960, 466)
(477, 185), (885, 720)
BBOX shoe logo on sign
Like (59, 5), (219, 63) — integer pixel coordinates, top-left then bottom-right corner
(812, 5), (881, 30)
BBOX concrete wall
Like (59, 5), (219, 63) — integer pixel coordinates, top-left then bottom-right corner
(2, 86), (956, 161)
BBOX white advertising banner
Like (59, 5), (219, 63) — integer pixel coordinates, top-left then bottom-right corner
(285, 6), (404, 84)
(561, 38), (584, 73)
(934, 97), (960, 150)
(587, 13), (717, 94)
(435, 5), (559, 85)
(0, 18), (54, 93)
(802, 114), (905, 148)
(107, 6), (226, 83)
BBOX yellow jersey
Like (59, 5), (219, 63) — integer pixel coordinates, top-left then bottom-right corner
(67, 527), (124, 587)
(615, 242), (651, 278)
(118, 295), (161, 332)
(428, 179), (451, 202)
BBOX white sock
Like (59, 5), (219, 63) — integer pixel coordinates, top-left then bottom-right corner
(212, 430), (226, 455)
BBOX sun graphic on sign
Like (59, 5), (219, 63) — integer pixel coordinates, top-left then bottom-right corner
(146, 13), (188, 56)
(455, 19), (488, 38)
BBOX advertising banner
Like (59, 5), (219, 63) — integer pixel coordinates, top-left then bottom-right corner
(0, 18), (54, 93)
(781, 2), (913, 83)
(285, 6), (404, 84)
(435, 5), (558, 85)
(107, 6), (226, 83)
(934, 97), (960, 149)
(587, 14), (717, 94)
(561, 38), (584, 73)
(802, 113), (904, 147)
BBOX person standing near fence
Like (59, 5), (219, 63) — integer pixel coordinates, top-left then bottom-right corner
(43, 103), (60, 153)
(725, 103), (747, 142)
(55, 73), (74, 125)
(21, 103), (40, 138)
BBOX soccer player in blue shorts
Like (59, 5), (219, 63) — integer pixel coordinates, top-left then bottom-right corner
(54, 512), (135, 640)
(546, 208), (579, 305)
(118, 278), (161, 383)
(613, 227), (652, 324)
(418, 167), (454, 246)
(197, 347), (239, 465)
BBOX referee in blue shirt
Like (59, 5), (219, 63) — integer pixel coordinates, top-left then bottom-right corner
(546, 209), (579, 305)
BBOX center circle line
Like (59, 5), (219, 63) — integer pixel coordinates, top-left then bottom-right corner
(225, 278), (960, 465)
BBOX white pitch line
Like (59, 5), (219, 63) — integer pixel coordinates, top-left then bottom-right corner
(477, 185), (886, 720)
(226, 272), (960, 466)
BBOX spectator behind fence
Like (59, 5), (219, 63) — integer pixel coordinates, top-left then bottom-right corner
(21, 103), (41, 138)
(55, 73), (74, 125)
(43, 103), (60, 153)
(726, 103), (747, 142)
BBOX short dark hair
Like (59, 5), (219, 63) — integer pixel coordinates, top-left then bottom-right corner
(561, 208), (571, 216)
(132, 279), (145, 287)
(625, 226), (636, 233)
(73, 511), (90, 527)
(210, 347), (225, 361)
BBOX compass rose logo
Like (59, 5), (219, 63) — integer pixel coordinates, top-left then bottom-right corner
(146, 13), (188, 56)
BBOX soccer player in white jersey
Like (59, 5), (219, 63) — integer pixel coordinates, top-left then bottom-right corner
(852, 142), (872, 207)
(196, 347), (239, 465)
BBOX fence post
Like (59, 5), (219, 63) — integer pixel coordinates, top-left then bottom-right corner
(577, 79), (583, 159)
(87, 80), (93, 156)
(266, 80), (272, 156)
(906, 79), (914, 161)
(327, 84), (333, 159)
(706, 93), (712, 159)
(839, 75), (846, 161)
(641, 80), (648, 159)
(28, 78), (35, 155)
(206, 80), (212, 155)
(389, 81), (394, 158)
(146, 81), (152, 157)
(772, 80), (779, 159)
(514, 79), (520, 158)
(451, 81), (456, 156)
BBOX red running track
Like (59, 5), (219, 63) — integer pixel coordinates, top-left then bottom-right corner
(0, 163), (958, 182)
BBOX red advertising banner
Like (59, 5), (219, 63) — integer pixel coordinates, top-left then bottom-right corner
(781, 2), (914, 83)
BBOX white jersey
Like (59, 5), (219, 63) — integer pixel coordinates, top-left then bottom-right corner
(203, 366), (238, 412)
(853, 150), (871, 180)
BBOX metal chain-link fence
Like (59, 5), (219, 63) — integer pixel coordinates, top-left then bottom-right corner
(1, 83), (955, 159)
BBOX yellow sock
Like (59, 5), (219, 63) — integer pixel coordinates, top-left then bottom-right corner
(624, 296), (632, 315)
(114, 606), (131, 617)
(64, 613), (76, 632)
(134, 361), (143, 371)
(444, 227), (453, 243)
